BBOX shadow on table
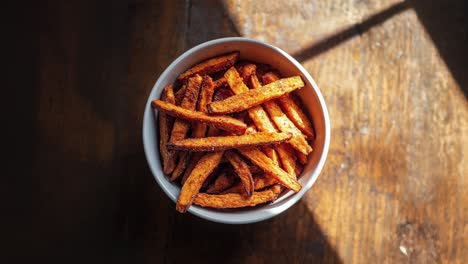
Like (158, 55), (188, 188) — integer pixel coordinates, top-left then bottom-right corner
(292, 0), (468, 98)
(409, 0), (468, 98)
(150, 200), (342, 264)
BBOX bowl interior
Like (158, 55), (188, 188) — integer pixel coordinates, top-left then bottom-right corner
(143, 38), (330, 224)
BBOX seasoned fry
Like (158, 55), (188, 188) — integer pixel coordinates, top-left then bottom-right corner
(159, 85), (177, 174)
(208, 76), (304, 114)
(176, 151), (224, 213)
(238, 147), (301, 192)
(295, 162), (304, 177)
(181, 153), (203, 185)
(206, 172), (235, 194)
(262, 146), (279, 164)
(177, 51), (239, 82)
(151, 100), (247, 134)
(174, 84), (187, 106)
(169, 76), (202, 180)
(168, 132), (292, 151)
(260, 75), (312, 155)
(194, 185), (282, 209)
(254, 174), (278, 190)
(296, 150), (308, 165)
(213, 77), (228, 89)
(263, 100), (312, 155)
(171, 151), (190, 181)
(223, 173), (277, 194)
(224, 67), (277, 132)
(276, 143), (297, 177)
(263, 72), (315, 139)
(238, 63), (257, 83)
(213, 87), (233, 101)
(191, 76), (215, 138)
(250, 73), (303, 175)
(225, 151), (254, 197)
(169, 75), (202, 143)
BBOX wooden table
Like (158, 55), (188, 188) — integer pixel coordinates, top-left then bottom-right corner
(7, 0), (467, 263)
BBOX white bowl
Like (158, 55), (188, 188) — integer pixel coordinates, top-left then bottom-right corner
(142, 37), (330, 224)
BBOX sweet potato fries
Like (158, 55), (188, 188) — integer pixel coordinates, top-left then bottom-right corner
(151, 51), (316, 212)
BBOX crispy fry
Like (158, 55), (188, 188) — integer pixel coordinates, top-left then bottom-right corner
(174, 84), (186, 106)
(225, 151), (254, 197)
(254, 173), (277, 190)
(250, 73), (305, 173)
(191, 76), (215, 138)
(159, 85), (177, 174)
(168, 132), (292, 151)
(169, 75), (202, 142)
(223, 173), (277, 194)
(213, 87), (233, 101)
(176, 151), (224, 213)
(238, 63), (257, 84)
(295, 162), (304, 177)
(171, 151), (190, 181)
(296, 150), (308, 165)
(260, 75), (312, 155)
(206, 172), (235, 194)
(152, 100), (247, 134)
(276, 143), (297, 177)
(263, 100), (312, 155)
(224, 67), (277, 132)
(169, 76), (202, 179)
(208, 76), (304, 114)
(213, 77), (227, 89)
(263, 72), (315, 139)
(181, 153), (203, 185)
(194, 185), (282, 209)
(262, 146), (279, 164)
(177, 51), (239, 82)
(238, 147), (301, 192)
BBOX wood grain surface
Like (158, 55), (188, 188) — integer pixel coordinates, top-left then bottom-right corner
(5, 0), (467, 263)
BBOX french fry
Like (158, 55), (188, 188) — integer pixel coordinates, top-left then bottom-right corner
(194, 185), (282, 209)
(259, 75), (312, 155)
(171, 151), (190, 181)
(151, 100), (247, 134)
(169, 75), (203, 180)
(206, 172), (235, 194)
(225, 151), (254, 197)
(174, 84), (187, 106)
(208, 76), (304, 114)
(254, 174), (278, 190)
(177, 51), (239, 82)
(169, 75), (202, 143)
(168, 132), (292, 151)
(181, 153), (203, 185)
(176, 151), (224, 213)
(159, 85), (177, 174)
(263, 72), (315, 139)
(250, 73), (303, 175)
(213, 87), (233, 101)
(213, 77), (228, 89)
(224, 67), (278, 133)
(276, 143), (297, 177)
(296, 150), (308, 165)
(223, 173), (277, 194)
(262, 146), (279, 165)
(238, 147), (301, 192)
(191, 76), (215, 138)
(295, 162), (304, 177)
(238, 63), (257, 83)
